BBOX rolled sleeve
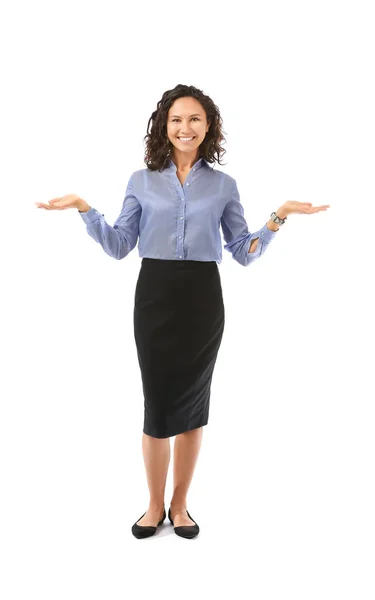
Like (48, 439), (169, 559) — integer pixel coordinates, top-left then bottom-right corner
(221, 179), (277, 266)
(79, 207), (105, 223)
(79, 175), (141, 260)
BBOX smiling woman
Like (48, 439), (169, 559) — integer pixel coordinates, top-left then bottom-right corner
(36, 81), (330, 539)
(143, 83), (227, 172)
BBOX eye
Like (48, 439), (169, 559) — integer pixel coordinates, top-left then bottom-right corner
(172, 117), (200, 122)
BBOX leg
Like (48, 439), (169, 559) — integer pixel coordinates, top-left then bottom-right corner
(170, 426), (204, 527)
(136, 432), (170, 526)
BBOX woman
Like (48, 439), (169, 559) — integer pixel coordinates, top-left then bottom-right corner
(35, 84), (330, 540)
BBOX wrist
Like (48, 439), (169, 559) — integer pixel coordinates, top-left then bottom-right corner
(276, 206), (288, 220)
(78, 201), (91, 213)
(266, 219), (280, 231)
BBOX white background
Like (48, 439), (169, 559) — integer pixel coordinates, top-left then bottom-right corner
(1, 0), (374, 598)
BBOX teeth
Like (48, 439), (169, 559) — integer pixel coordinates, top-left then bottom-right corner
(179, 137), (194, 142)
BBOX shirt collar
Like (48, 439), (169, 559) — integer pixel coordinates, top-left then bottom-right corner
(164, 157), (212, 172)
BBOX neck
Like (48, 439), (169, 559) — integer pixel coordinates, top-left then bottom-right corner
(171, 152), (200, 171)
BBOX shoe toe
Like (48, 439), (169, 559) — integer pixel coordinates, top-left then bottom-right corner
(168, 508), (200, 538)
(131, 508), (166, 539)
(174, 524), (199, 538)
(132, 523), (157, 539)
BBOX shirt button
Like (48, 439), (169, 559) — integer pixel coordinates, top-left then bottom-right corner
(179, 236), (182, 239)
(180, 216), (183, 220)
(180, 197), (184, 201)
(193, 168), (195, 171)
(186, 183), (190, 186)
(179, 256), (182, 258)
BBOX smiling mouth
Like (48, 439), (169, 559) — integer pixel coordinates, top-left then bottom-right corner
(177, 136), (196, 143)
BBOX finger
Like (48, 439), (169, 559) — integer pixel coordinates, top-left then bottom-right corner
(36, 202), (56, 210)
(48, 199), (64, 209)
(49, 198), (71, 208)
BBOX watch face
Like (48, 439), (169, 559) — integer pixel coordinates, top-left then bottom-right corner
(271, 212), (283, 224)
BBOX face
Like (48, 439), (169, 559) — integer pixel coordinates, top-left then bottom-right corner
(166, 96), (210, 165)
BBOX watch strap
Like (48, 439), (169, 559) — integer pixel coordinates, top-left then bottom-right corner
(270, 211), (287, 225)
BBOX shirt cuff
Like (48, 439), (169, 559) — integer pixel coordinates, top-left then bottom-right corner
(258, 223), (278, 244)
(79, 207), (104, 223)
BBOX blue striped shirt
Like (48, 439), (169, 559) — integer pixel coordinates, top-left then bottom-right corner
(79, 157), (278, 266)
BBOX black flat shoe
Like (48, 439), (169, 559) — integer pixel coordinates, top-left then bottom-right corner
(131, 507), (166, 539)
(168, 507), (200, 539)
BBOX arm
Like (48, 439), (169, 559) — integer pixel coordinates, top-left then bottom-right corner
(221, 179), (278, 266)
(78, 176), (141, 260)
(248, 209), (286, 252)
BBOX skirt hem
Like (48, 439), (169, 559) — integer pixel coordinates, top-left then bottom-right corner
(143, 421), (208, 439)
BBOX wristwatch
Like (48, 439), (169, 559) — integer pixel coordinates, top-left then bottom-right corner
(270, 211), (287, 226)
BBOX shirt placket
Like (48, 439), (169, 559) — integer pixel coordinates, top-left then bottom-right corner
(172, 166), (196, 260)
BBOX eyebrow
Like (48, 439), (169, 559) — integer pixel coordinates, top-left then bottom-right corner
(170, 113), (201, 118)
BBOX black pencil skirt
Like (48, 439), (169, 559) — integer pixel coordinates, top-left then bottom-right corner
(133, 258), (225, 438)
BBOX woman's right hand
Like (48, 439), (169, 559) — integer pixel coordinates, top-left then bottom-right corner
(35, 194), (91, 212)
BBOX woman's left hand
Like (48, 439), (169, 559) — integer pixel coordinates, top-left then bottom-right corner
(278, 201), (330, 219)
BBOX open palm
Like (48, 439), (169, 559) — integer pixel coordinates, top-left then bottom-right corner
(35, 194), (83, 211)
(283, 201), (330, 216)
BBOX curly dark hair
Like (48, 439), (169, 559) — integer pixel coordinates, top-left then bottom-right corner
(143, 84), (227, 172)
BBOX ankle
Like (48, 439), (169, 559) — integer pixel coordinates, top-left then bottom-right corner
(170, 501), (187, 512)
(148, 502), (165, 512)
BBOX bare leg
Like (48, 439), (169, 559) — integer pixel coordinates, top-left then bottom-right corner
(136, 432), (170, 526)
(170, 427), (203, 527)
